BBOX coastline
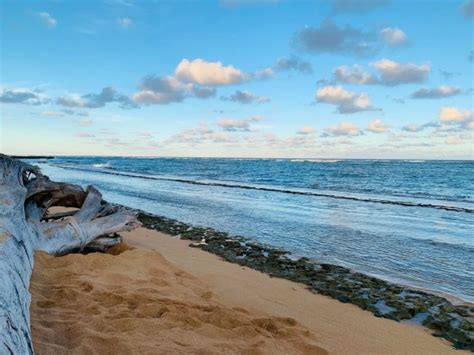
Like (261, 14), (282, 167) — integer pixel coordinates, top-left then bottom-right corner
(35, 159), (474, 304)
(29, 208), (473, 353)
(134, 211), (473, 350)
(30, 224), (462, 354)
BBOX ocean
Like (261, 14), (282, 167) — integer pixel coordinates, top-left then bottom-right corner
(33, 157), (474, 303)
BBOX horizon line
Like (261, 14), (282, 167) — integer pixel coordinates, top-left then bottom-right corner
(6, 154), (474, 162)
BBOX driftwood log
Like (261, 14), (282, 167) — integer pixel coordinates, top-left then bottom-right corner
(0, 155), (139, 354)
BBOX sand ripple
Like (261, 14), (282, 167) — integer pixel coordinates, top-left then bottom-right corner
(30, 246), (327, 354)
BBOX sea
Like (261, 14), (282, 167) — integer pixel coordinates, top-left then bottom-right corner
(31, 157), (474, 303)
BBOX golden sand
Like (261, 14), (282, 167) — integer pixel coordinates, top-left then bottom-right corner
(30, 227), (459, 354)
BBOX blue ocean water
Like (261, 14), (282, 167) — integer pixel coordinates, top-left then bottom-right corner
(34, 157), (474, 302)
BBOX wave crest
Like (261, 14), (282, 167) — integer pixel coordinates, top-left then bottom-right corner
(51, 163), (474, 214)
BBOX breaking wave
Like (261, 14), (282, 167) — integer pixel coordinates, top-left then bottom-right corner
(53, 163), (474, 214)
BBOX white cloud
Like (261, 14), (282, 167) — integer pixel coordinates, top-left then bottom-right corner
(371, 59), (430, 85)
(175, 59), (246, 85)
(380, 27), (407, 46)
(191, 85), (217, 98)
(221, 90), (270, 104)
(57, 94), (85, 107)
(434, 123), (458, 133)
(38, 12), (57, 28)
(216, 115), (263, 132)
(411, 86), (460, 99)
(427, 107), (474, 134)
(325, 122), (361, 136)
(57, 87), (136, 108)
(274, 56), (313, 74)
(293, 20), (378, 57)
(367, 119), (389, 133)
(0, 88), (49, 105)
(297, 127), (317, 135)
(132, 73), (216, 105)
(316, 85), (373, 113)
(132, 76), (189, 104)
(132, 58), (274, 106)
(170, 123), (239, 144)
(212, 132), (239, 143)
(132, 90), (180, 105)
(217, 118), (251, 131)
(401, 122), (438, 133)
(172, 124), (213, 143)
(439, 107), (473, 122)
(117, 17), (133, 27)
(333, 60), (431, 86)
(333, 65), (377, 84)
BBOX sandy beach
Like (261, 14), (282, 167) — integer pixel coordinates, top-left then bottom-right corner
(5, 0), (473, 352)
(30, 226), (460, 354)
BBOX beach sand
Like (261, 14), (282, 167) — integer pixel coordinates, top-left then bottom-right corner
(30, 226), (460, 354)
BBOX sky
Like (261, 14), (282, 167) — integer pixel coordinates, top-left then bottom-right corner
(1, 0), (473, 159)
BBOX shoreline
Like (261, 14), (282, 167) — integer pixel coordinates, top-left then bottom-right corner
(44, 163), (474, 214)
(134, 210), (473, 350)
(31, 224), (465, 354)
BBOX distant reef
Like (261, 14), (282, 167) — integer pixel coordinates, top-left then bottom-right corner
(11, 155), (55, 159)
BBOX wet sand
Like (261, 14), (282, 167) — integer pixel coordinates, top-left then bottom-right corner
(30, 226), (460, 354)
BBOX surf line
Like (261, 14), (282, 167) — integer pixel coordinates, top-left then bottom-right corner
(53, 164), (474, 214)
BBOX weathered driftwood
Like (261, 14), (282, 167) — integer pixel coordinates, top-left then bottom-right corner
(0, 155), (139, 354)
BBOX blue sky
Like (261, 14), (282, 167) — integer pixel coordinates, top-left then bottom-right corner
(1, 0), (473, 158)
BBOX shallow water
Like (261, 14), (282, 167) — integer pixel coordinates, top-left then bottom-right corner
(34, 157), (474, 302)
